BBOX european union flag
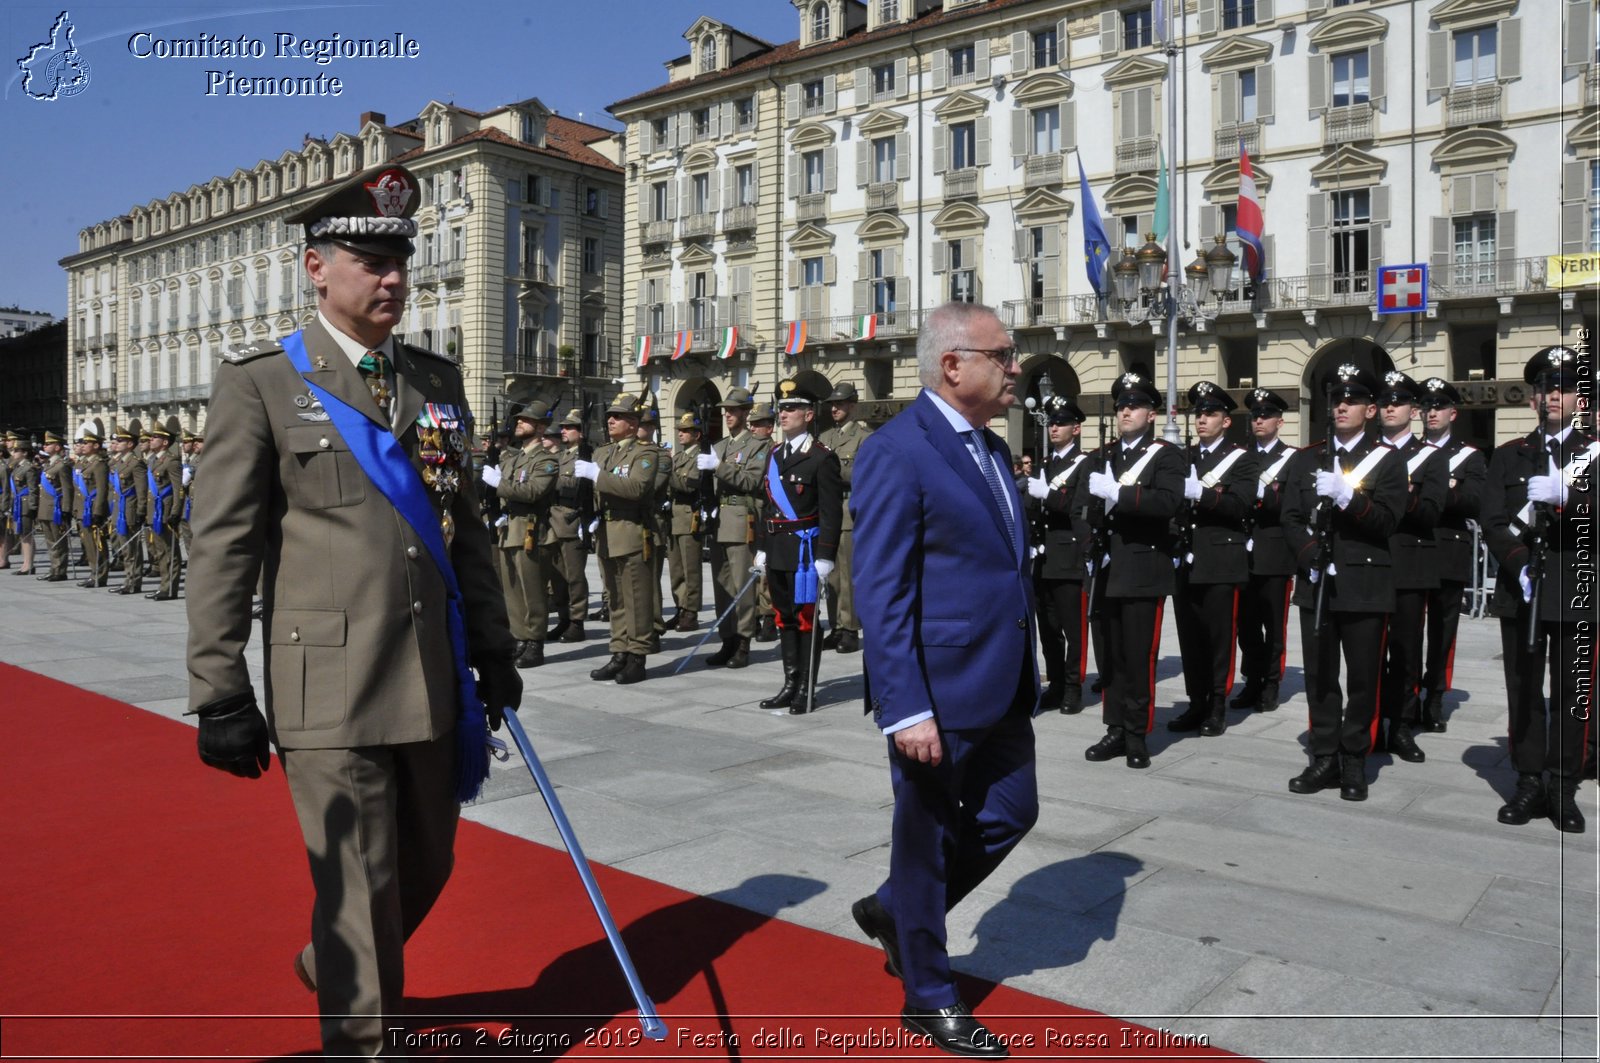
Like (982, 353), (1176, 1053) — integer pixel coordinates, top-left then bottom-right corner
(1078, 157), (1111, 297)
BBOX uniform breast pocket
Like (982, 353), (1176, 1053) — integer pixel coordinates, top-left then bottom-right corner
(267, 608), (348, 732)
(283, 425), (366, 510)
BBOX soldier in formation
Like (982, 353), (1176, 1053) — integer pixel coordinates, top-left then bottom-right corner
(748, 403), (780, 643)
(698, 388), (771, 669)
(486, 403), (560, 669)
(817, 382), (871, 654)
(549, 408), (592, 643)
(1232, 389), (1296, 714)
(5, 432), (40, 576)
(580, 392), (659, 685)
(36, 429), (75, 582)
(142, 418), (185, 600)
(667, 411), (709, 631)
(106, 423), (149, 595)
(1021, 396), (1091, 713)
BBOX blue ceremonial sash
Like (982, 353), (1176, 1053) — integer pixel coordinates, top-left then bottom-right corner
(40, 476), (62, 526)
(281, 330), (490, 803)
(147, 467), (172, 534)
(11, 482), (28, 527)
(109, 469), (132, 537)
(765, 450), (818, 604)
(73, 469), (95, 526)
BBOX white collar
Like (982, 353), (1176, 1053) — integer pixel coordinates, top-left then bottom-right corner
(779, 433), (813, 454)
(1386, 431), (1414, 448)
(1426, 432), (1451, 449)
(1052, 443), (1077, 459)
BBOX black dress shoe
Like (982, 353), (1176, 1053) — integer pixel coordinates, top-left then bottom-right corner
(1058, 686), (1084, 715)
(39, 574), (67, 582)
(559, 623), (586, 644)
(1548, 777), (1586, 833)
(1498, 773), (1546, 825)
(1167, 701), (1207, 732)
(1388, 727), (1425, 763)
(1089, 676), (1107, 694)
(1340, 754), (1368, 802)
(1038, 682), (1065, 710)
(755, 616), (777, 643)
(675, 611), (699, 632)
(615, 652), (647, 685)
(515, 641), (545, 669)
(151, 591), (177, 601)
(1124, 732), (1150, 769)
(1257, 679), (1281, 713)
(851, 895), (903, 981)
(1084, 730), (1126, 762)
(590, 653), (625, 681)
(901, 1001), (1008, 1058)
(1229, 682), (1262, 710)
(546, 619), (569, 642)
(589, 605), (610, 622)
(1199, 697), (1227, 737)
(835, 629), (860, 653)
(822, 628), (840, 649)
(1288, 755), (1339, 795)
(1420, 692), (1447, 732)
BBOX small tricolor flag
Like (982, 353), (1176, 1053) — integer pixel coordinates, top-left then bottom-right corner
(671, 330), (691, 361)
(634, 335), (651, 368)
(854, 314), (877, 341)
(784, 321), (807, 356)
(1236, 139), (1266, 283)
(717, 326), (738, 360)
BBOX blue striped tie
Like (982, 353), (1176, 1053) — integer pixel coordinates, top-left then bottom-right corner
(967, 430), (1017, 548)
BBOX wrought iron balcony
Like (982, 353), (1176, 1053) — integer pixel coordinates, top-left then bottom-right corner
(943, 168), (979, 200)
(795, 193), (828, 223)
(1444, 83), (1503, 128)
(1322, 102), (1374, 146)
(1114, 136), (1158, 174)
(1214, 122), (1260, 160)
(514, 261), (555, 285)
(1024, 154), (1064, 188)
(722, 204), (758, 233)
(511, 353), (564, 377)
(174, 384), (211, 401)
(681, 212), (716, 239)
(1001, 297), (1080, 329)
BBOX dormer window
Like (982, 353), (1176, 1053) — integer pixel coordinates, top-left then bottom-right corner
(521, 112), (536, 142)
(880, 0), (900, 20)
(700, 36), (717, 73)
(432, 117), (444, 144)
(811, 2), (831, 43)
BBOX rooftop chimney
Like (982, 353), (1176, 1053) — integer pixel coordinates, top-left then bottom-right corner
(360, 111), (387, 128)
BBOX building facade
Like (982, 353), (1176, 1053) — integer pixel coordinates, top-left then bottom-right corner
(0, 308), (55, 339)
(610, 0), (1599, 451)
(60, 100), (626, 436)
(0, 320), (69, 439)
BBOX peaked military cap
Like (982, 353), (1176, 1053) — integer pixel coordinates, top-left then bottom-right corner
(775, 378), (818, 407)
(1187, 380), (1237, 413)
(1377, 370), (1423, 406)
(42, 429), (67, 445)
(1042, 394), (1086, 424)
(1326, 363), (1379, 402)
(148, 416), (180, 441)
(748, 402), (776, 423)
(675, 412), (702, 431)
(1419, 377), (1462, 408)
(514, 401), (552, 424)
(826, 381), (860, 403)
(1111, 371), (1161, 408)
(718, 387), (755, 409)
(76, 419), (103, 444)
(3, 430), (23, 444)
(112, 420), (139, 443)
(288, 163), (420, 257)
(182, 430), (202, 443)
(1246, 387), (1289, 416)
(1525, 345), (1583, 390)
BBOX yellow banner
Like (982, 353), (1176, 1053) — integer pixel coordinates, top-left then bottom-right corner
(1549, 254), (1600, 289)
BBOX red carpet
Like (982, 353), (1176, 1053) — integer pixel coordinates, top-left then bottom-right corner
(1, 663), (1244, 1061)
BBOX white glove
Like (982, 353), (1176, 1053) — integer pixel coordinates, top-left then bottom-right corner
(1519, 565), (1534, 603)
(1307, 567), (1320, 585)
(481, 464), (502, 488)
(1183, 473), (1202, 502)
(182, 466), (194, 486)
(1315, 469), (1354, 509)
(494, 514), (509, 528)
(753, 550), (767, 574)
(587, 518), (599, 534)
(814, 558), (835, 581)
(1025, 475), (1049, 500)
(1088, 470), (1119, 505)
(696, 452), (720, 471)
(1527, 474), (1567, 508)
(1255, 480), (1265, 500)
(573, 459), (599, 481)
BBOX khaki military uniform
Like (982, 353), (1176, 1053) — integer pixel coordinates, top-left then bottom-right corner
(668, 444), (706, 614)
(496, 441), (560, 642)
(146, 445), (184, 598)
(647, 437), (671, 636)
(180, 449), (201, 555)
(108, 449), (148, 592)
(818, 418), (872, 636)
(39, 449), (76, 579)
(549, 444), (590, 624)
(0, 454), (16, 565)
(711, 429), (773, 640)
(74, 450), (111, 586)
(8, 455), (39, 541)
(593, 436), (658, 656)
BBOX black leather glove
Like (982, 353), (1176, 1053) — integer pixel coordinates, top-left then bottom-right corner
(475, 657), (522, 731)
(192, 691), (271, 779)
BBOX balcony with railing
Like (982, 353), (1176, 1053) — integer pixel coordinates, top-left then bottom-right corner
(411, 264), (440, 285)
(511, 352), (563, 377)
(866, 182), (899, 212)
(513, 260), (555, 286)
(943, 168), (979, 200)
(1025, 154), (1064, 188)
(1588, 66), (1600, 109)
(1214, 121), (1260, 160)
(805, 310), (920, 345)
(640, 219), (674, 245)
(681, 212), (716, 239)
(1322, 102), (1374, 146)
(173, 383), (211, 402)
(722, 204), (758, 233)
(795, 193), (828, 223)
(440, 260), (465, 282)
(1001, 297), (1081, 329)
(1115, 136), (1159, 174)
(1444, 82), (1503, 128)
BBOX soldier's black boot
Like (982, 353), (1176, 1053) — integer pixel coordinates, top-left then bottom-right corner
(559, 622), (586, 644)
(761, 630), (801, 710)
(1257, 679), (1280, 713)
(589, 653), (626, 681)
(1549, 777), (1586, 834)
(1084, 728), (1127, 762)
(789, 630), (818, 714)
(515, 640), (545, 669)
(1059, 684), (1084, 715)
(1200, 694), (1227, 737)
(1123, 730), (1150, 769)
(1420, 692), (1447, 732)
(1167, 697), (1208, 733)
(836, 629), (860, 653)
(512, 639), (528, 661)
(1288, 755), (1339, 795)
(727, 636), (752, 669)
(756, 615), (777, 643)
(822, 627), (840, 650)
(1339, 753), (1368, 802)
(547, 618), (570, 642)
(706, 635), (737, 667)
(1387, 723), (1425, 763)
(1039, 681), (1065, 711)
(675, 610), (699, 632)
(615, 652), (647, 685)
(1497, 773), (1547, 825)
(1229, 680), (1262, 710)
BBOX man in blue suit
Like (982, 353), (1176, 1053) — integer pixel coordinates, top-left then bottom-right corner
(849, 301), (1039, 1059)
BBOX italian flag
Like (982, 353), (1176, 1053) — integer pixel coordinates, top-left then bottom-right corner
(855, 314), (877, 341)
(717, 326), (738, 360)
(634, 335), (651, 368)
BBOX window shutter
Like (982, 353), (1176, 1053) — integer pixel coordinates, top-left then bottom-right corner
(824, 255), (837, 284)
(722, 101), (734, 134)
(1499, 18), (1520, 81)
(895, 57), (909, 98)
(931, 48), (949, 91)
(679, 174), (691, 218)
(1198, 0), (1217, 36)
(1138, 87), (1155, 137)
(1450, 176), (1472, 215)
(1567, 0), (1596, 75)
(1014, 228), (1029, 261)
(933, 127), (949, 173)
(716, 295), (730, 328)
(858, 142), (872, 186)
(709, 105), (722, 139)
(976, 117), (992, 165)
(638, 121), (653, 155)
(1011, 108), (1028, 164)
(1307, 0), (1328, 11)
(1199, 205), (1218, 239)
(1427, 30), (1449, 95)
(788, 259), (800, 288)
(859, 249), (872, 279)
(665, 178), (677, 219)
(1474, 172), (1497, 213)
(1368, 217), (1383, 267)
(1309, 55), (1328, 113)
(1062, 101), (1077, 151)
(896, 132), (911, 180)
(1429, 216), (1451, 272)
(1100, 11), (1119, 57)
(1042, 257), (1060, 301)
(750, 159), (760, 201)
(1369, 42), (1386, 104)
(856, 65), (871, 108)
(598, 190), (609, 219)
(1057, 18), (1071, 68)
(1371, 185), (1390, 224)
(1258, 66), (1275, 121)
(1011, 31), (1030, 75)
(961, 237), (976, 265)
(1256, 0), (1274, 22)
(722, 168), (734, 209)
(707, 177), (718, 213)
(706, 270), (718, 298)
(634, 304), (647, 333)
(933, 240), (948, 273)
(823, 75), (837, 113)
(676, 302), (688, 331)
(667, 114), (680, 147)
(786, 83), (801, 121)
(1496, 210), (1516, 285)
(549, 183), (559, 209)
(1561, 160), (1589, 253)
(854, 278), (871, 315)
(975, 39), (991, 81)
(823, 147), (838, 192)
(787, 162), (801, 200)
(1219, 72), (1240, 124)
(1042, 224), (1059, 257)
(885, 247), (898, 275)
(1307, 194), (1328, 275)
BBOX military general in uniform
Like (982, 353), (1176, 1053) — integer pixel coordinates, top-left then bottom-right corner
(36, 430), (75, 582)
(667, 412), (709, 631)
(698, 387), (773, 669)
(818, 382), (871, 654)
(184, 162), (521, 1057)
(143, 417), (185, 601)
(579, 392), (659, 685)
(73, 420), (110, 588)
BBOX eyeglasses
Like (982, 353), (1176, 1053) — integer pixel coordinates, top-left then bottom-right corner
(952, 346), (1020, 369)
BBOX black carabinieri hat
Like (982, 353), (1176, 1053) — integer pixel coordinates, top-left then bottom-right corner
(1111, 371), (1161, 409)
(1187, 380), (1238, 413)
(1419, 377), (1461, 408)
(1377, 370), (1423, 406)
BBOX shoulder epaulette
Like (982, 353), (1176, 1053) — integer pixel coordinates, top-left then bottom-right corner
(220, 340), (284, 364)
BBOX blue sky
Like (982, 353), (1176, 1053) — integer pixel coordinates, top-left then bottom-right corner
(1, 1), (800, 316)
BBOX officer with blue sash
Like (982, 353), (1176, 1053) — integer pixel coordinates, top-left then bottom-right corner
(754, 378), (843, 713)
(36, 429), (75, 582)
(142, 417), (183, 600)
(5, 432), (39, 576)
(106, 422), (148, 595)
(73, 419), (110, 587)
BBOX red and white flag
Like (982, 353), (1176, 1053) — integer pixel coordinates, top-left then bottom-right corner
(1237, 140), (1266, 283)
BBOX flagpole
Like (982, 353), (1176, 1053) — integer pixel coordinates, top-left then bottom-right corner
(1162, 0), (1181, 444)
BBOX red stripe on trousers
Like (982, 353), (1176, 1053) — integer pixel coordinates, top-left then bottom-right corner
(1223, 587), (1239, 696)
(1146, 600), (1164, 733)
(1076, 592), (1090, 684)
(1277, 578), (1294, 682)
(1369, 616), (1390, 748)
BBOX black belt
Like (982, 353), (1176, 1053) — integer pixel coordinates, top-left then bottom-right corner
(765, 515), (818, 535)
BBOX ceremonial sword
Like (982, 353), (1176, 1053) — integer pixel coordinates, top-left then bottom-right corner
(672, 566), (762, 675)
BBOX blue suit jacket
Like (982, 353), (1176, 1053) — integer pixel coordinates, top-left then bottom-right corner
(851, 390), (1040, 732)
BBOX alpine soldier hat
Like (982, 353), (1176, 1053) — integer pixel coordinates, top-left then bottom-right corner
(514, 401), (552, 424)
(287, 163), (421, 258)
(748, 402), (776, 424)
(559, 408), (583, 429)
(605, 391), (645, 418)
(825, 381), (860, 403)
(676, 412), (702, 432)
(718, 387), (755, 409)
